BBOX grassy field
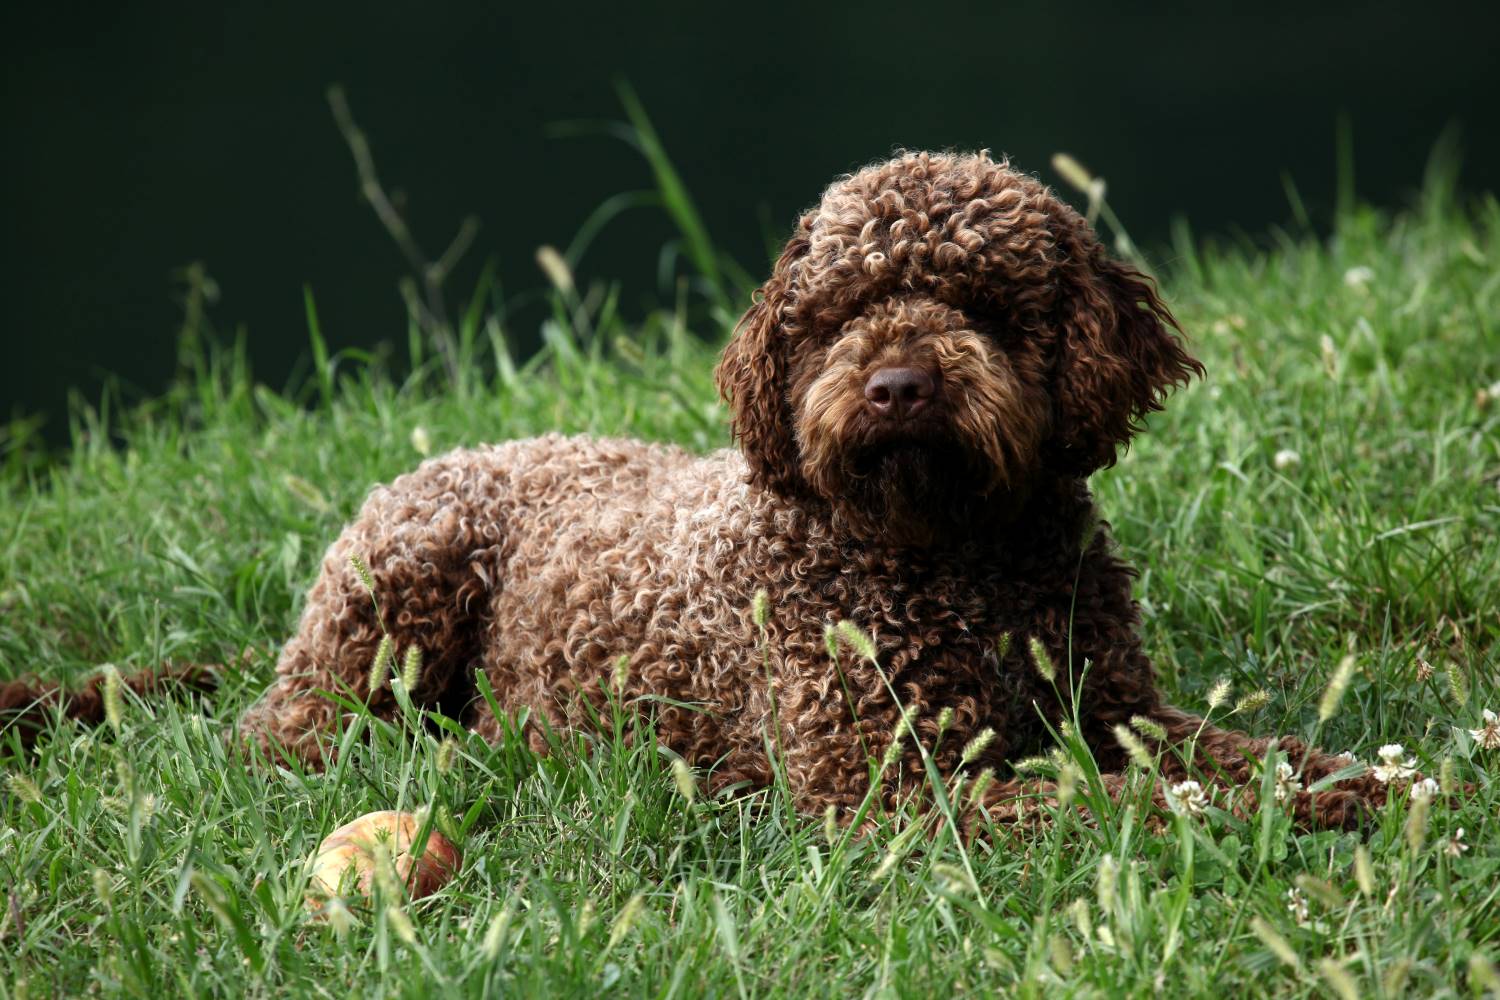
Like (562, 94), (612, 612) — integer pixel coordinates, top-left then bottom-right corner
(2, 150), (1498, 997)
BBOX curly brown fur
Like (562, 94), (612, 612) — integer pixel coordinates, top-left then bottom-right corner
(70, 152), (1401, 831)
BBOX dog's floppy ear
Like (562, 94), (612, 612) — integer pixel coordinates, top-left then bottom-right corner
(716, 230), (810, 494)
(1050, 227), (1203, 473)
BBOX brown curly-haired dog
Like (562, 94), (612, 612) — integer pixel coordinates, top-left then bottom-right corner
(93, 152), (1400, 828)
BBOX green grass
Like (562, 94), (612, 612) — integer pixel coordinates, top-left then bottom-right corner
(2, 155), (1499, 998)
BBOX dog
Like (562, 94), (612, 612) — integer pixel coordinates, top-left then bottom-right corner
(7, 151), (1394, 828)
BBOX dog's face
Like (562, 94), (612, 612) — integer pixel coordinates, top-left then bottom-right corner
(717, 151), (1202, 546)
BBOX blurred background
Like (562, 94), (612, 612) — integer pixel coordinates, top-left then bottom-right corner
(4, 0), (1497, 438)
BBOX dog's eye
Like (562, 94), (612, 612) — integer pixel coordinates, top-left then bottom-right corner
(972, 316), (1018, 345)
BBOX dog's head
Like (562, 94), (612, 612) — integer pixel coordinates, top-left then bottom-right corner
(717, 151), (1202, 546)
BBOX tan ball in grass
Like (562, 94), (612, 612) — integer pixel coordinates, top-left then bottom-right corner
(305, 810), (460, 909)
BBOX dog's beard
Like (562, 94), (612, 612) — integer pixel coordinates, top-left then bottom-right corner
(822, 432), (1007, 548)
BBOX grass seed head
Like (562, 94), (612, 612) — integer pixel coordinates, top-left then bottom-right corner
(1129, 714), (1167, 742)
(872, 847), (902, 881)
(1445, 661), (1469, 707)
(1467, 954), (1499, 994)
(1068, 897), (1093, 943)
(996, 631), (1013, 662)
(881, 732), (906, 772)
(1251, 915), (1301, 969)
(1233, 689), (1271, 714)
(1317, 958), (1361, 1000)
(751, 589), (769, 629)
(409, 426), (432, 456)
(1057, 762), (1080, 808)
(1206, 677), (1232, 710)
(1405, 792), (1430, 853)
(1012, 755), (1051, 775)
(1051, 153), (1095, 193)
(535, 245), (574, 295)
(608, 893), (646, 949)
(967, 768), (995, 809)
(436, 736), (458, 775)
(961, 727), (996, 766)
(371, 841), (400, 900)
(1294, 874), (1343, 909)
(1382, 959), (1412, 996)
(1048, 933), (1074, 975)
(823, 804), (838, 845)
(1353, 845), (1375, 897)
(349, 552), (376, 596)
(575, 899), (596, 939)
(6, 772), (42, 805)
(1319, 654), (1356, 722)
(369, 635), (393, 693)
(1320, 333), (1339, 377)
(322, 897), (355, 937)
(1027, 636), (1056, 684)
(385, 905), (417, 946)
(482, 903), (515, 960)
(670, 757), (697, 804)
(1095, 854), (1119, 911)
(834, 620), (879, 661)
(930, 862), (974, 895)
(101, 664), (124, 733)
(936, 706), (955, 736)
(400, 644), (423, 692)
(1112, 724), (1153, 769)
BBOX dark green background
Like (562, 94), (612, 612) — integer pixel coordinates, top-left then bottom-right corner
(4, 1), (1497, 434)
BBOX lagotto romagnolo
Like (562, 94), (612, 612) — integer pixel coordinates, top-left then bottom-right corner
(10, 152), (1401, 829)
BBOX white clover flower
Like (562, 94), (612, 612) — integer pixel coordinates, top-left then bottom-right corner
(1372, 744), (1417, 783)
(1409, 778), (1440, 803)
(1468, 708), (1500, 751)
(1274, 761), (1303, 802)
(1273, 449), (1302, 471)
(1164, 779), (1208, 817)
(1445, 828), (1469, 858)
(1286, 886), (1310, 925)
(1343, 266), (1375, 288)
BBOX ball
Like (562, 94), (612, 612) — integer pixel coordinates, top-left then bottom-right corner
(304, 810), (460, 908)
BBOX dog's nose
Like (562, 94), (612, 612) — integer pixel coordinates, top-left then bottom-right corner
(864, 366), (937, 419)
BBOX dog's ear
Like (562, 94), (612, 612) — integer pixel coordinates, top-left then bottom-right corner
(716, 232), (809, 494)
(1050, 229), (1203, 473)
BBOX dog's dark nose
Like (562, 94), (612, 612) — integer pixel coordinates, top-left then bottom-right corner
(864, 366), (937, 420)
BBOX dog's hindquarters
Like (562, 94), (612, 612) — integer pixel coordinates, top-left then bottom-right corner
(237, 448), (510, 765)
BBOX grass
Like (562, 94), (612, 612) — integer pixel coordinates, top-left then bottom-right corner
(1, 142), (1498, 997)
